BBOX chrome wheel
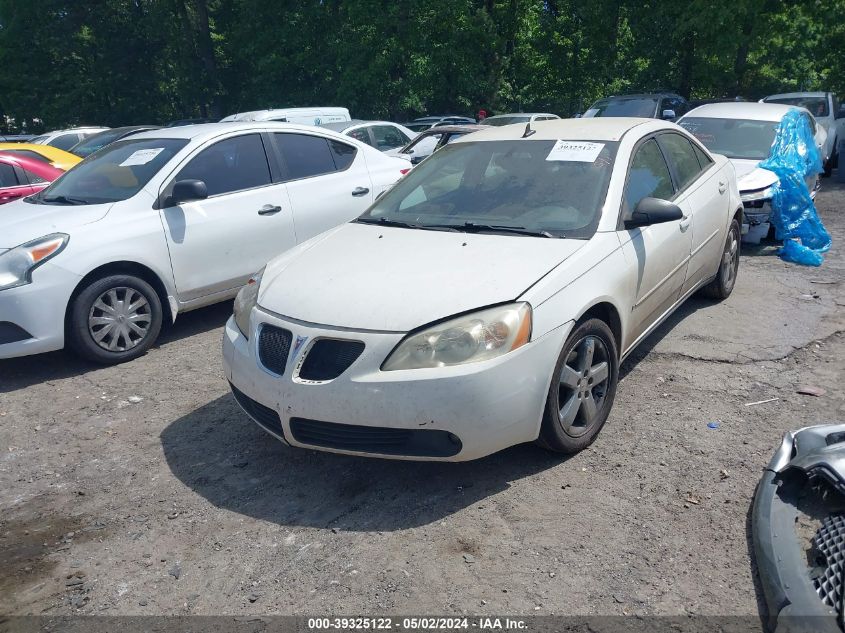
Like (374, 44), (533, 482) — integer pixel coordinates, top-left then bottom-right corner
(557, 336), (611, 437)
(88, 287), (152, 352)
(721, 227), (739, 292)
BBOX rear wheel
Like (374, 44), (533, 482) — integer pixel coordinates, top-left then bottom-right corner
(67, 274), (163, 364)
(537, 319), (619, 454)
(700, 218), (740, 300)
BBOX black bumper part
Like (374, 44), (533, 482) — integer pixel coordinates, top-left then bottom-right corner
(229, 383), (287, 443)
(0, 321), (32, 345)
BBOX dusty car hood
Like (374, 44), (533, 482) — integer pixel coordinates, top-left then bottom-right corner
(730, 159), (779, 193)
(0, 199), (113, 248)
(259, 222), (587, 331)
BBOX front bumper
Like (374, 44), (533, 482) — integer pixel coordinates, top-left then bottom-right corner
(0, 262), (80, 359)
(222, 309), (569, 461)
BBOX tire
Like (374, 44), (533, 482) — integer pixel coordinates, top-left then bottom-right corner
(700, 218), (740, 300)
(537, 318), (619, 454)
(67, 274), (163, 364)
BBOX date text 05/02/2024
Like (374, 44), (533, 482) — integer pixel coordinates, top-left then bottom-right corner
(307, 618), (528, 630)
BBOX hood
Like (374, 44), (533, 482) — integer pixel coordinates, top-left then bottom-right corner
(0, 199), (113, 248)
(730, 159), (779, 193)
(259, 222), (586, 331)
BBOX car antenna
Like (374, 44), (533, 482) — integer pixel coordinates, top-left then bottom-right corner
(522, 122), (536, 138)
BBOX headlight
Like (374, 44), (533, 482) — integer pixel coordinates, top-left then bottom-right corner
(741, 186), (774, 203)
(383, 302), (532, 370)
(0, 233), (69, 291)
(233, 266), (264, 338)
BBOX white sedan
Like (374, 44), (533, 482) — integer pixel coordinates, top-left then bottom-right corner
(678, 102), (826, 240)
(0, 123), (410, 363)
(224, 118), (743, 461)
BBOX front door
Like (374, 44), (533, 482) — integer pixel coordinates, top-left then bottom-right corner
(159, 133), (296, 301)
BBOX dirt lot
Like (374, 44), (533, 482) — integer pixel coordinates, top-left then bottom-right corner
(1, 182), (844, 619)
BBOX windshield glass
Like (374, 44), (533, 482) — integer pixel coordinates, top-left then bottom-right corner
(481, 115), (530, 127)
(70, 129), (126, 157)
(679, 117), (778, 160)
(765, 96), (828, 117)
(359, 139), (618, 238)
(584, 98), (658, 118)
(29, 138), (188, 205)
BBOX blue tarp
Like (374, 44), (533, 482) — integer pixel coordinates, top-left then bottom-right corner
(758, 108), (831, 266)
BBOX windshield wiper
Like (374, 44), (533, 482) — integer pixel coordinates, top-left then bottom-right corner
(426, 222), (557, 238)
(355, 217), (424, 230)
(41, 195), (89, 205)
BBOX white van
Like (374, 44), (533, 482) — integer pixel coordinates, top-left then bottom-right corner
(220, 107), (351, 126)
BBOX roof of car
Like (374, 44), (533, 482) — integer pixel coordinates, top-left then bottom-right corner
(484, 113), (557, 119)
(682, 101), (804, 121)
(764, 91), (828, 100)
(320, 119), (403, 132)
(415, 124), (481, 136)
(0, 150), (64, 174)
(452, 118), (656, 142)
(126, 121), (371, 146)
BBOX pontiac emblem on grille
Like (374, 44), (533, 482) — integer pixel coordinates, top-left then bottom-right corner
(292, 335), (308, 356)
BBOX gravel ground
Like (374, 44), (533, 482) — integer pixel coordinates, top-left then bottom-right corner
(1, 181), (843, 619)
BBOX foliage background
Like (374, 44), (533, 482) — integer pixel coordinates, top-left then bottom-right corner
(0, 0), (842, 131)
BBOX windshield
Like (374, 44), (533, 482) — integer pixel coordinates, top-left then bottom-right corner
(359, 139), (618, 238)
(70, 129), (126, 157)
(481, 115), (531, 127)
(29, 138), (188, 205)
(765, 96), (828, 117)
(584, 98), (658, 118)
(679, 117), (778, 160)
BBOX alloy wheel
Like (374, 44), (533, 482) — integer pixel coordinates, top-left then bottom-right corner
(721, 227), (739, 292)
(557, 335), (611, 437)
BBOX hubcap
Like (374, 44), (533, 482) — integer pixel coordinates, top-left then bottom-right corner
(557, 336), (611, 437)
(721, 228), (739, 291)
(88, 287), (151, 352)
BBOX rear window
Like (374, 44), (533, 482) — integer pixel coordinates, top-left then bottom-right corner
(584, 98), (658, 118)
(765, 96), (829, 117)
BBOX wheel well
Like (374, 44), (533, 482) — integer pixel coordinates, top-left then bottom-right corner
(64, 262), (173, 332)
(577, 302), (622, 352)
(733, 206), (743, 227)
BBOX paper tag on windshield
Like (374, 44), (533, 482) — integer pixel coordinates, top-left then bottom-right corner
(119, 148), (164, 167)
(546, 140), (605, 162)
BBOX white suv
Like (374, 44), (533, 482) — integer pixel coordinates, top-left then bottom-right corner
(0, 123), (409, 364)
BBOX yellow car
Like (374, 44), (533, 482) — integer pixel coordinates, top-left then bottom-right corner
(0, 143), (81, 171)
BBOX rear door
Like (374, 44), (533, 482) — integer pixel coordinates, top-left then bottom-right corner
(657, 132), (727, 292)
(159, 132), (295, 301)
(0, 162), (34, 204)
(271, 132), (374, 241)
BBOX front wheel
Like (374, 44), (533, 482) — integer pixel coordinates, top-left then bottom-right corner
(537, 318), (619, 454)
(700, 218), (740, 300)
(67, 274), (163, 364)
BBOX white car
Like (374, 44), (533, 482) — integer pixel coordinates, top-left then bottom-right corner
(761, 92), (842, 175)
(480, 113), (560, 126)
(224, 118), (743, 461)
(0, 123), (410, 363)
(219, 107), (351, 126)
(678, 102), (826, 241)
(29, 127), (110, 152)
(319, 120), (417, 152)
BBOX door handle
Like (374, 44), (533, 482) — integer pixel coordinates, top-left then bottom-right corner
(257, 204), (282, 216)
(718, 181), (727, 194)
(679, 215), (691, 231)
(351, 187), (370, 197)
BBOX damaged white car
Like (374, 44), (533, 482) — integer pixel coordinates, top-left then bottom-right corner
(224, 118), (743, 461)
(679, 102), (826, 243)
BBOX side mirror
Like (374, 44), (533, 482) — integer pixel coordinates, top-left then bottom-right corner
(170, 179), (208, 205)
(625, 197), (684, 229)
(661, 109), (677, 121)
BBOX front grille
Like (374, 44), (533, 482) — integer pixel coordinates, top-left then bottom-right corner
(813, 514), (845, 612)
(290, 418), (462, 457)
(229, 383), (285, 439)
(299, 339), (365, 381)
(258, 325), (292, 375)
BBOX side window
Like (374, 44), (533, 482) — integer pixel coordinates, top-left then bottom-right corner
(175, 133), (271, 197)
(51, 133), (82, 151)
(23, 168), (48, 184)
(347, 128), (372, 146)
(371, 125), (407, 150)
(623, 139), (674, 213)
(0, 163), (18, 187)
(691, 143), (713, 171)
(659, 133), (703, 190)
(329, 140), (357, 171)
(276, 133), (355, 180)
